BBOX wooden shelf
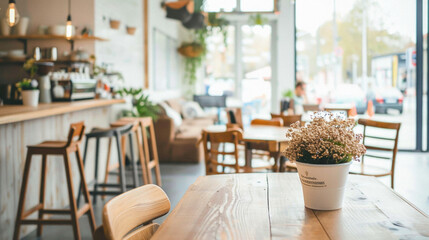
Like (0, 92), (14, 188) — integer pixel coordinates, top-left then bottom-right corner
(0, 59), (91, 64)
(0, 35), (108, 41)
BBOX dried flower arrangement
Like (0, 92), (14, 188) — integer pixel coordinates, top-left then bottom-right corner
(284, 112), (366, 164)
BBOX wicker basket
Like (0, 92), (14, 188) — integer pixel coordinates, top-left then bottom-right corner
(177, 44), (203, 58)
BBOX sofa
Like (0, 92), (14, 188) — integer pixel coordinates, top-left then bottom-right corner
(154, 98), (216, 163)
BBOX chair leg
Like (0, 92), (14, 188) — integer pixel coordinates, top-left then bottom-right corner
(75, 147), (96, 238)
(77, 138), (89, 207)
(92, 138), (100, 205)
(102, 137), (113, 200)
(37, 154), (48, 237)
(63, 151), (81, 240)
(13, 150), (33, 240)
(129, 133), (139, 187)
(136, 129), (149, 185)
(391, 174), (394, 189)
(116, 134), (127, 192)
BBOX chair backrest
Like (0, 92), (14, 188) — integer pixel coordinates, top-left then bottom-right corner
(358, 119), (401, 170)
(66, 121), (86, 147)
(270, 113), (302, 127)
(250, 118), (283, 127)
(202, 130), (243, 175)
(225, 107), (243, 129)
(102, 184), (170, 240)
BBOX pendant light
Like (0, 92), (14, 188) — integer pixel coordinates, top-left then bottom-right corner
(65, 0), (73, 39)
(5, 0), (20, 27)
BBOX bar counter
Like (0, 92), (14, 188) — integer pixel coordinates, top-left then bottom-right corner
(0, 98), (126, 239)
(0, 99), (125, 125)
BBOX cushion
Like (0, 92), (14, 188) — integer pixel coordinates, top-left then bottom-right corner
(165, 98), (185, 116)
(182, 101), (206, 119)
(158, 102), (182, 129)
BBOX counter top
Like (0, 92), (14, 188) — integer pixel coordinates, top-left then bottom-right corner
(0, 99), (126, 125)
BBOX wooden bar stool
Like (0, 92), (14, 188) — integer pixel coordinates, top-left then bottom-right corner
(77, 124), (137, 207)
(104, 119), (149, 188)
(121, 117), (162, 186)
(13, 122), (96, 240)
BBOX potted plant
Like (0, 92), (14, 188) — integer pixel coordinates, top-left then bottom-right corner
(117, 88), (160, 120)
(16, 78), (39, 106)
(284, 112), (366, 210)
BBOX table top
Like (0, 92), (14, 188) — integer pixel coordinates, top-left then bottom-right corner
(153, 173), (429, 240)
(324, 103), (353, 111)
(205, 124), (289, 143)
(0, 99), (125, 125)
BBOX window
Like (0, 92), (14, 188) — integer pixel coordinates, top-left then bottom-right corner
(296, 0), (417, 150)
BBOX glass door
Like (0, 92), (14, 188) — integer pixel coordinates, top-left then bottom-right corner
(241, 24), (272, 119)
(296, 0), (419, 150)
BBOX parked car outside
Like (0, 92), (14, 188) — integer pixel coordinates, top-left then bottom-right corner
(368, 87), (404, 114)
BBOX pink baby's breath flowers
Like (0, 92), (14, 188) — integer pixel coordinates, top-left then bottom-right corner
(284, 112), (366, 164)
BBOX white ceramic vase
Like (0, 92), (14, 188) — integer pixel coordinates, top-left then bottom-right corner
(17, 17), (29, 36)
(1, 20), (10, 36)
(22, 90), (40, 107)
(295, 161), (352, 210)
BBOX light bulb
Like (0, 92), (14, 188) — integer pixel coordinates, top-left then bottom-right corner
(6, 1), (20, 27)
(66, 15), (73, 39)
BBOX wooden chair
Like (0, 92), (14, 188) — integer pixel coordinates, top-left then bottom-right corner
(77, 124), (137, 207)
(270, 113), (302, 127)
(249, 118), (283, 171)
(14, 122), (96, 240)
(225, 107), (243, 129)
(120, 117), (162, 186)
(104, 119), (149, 191)
(202, 129), (253, 175)
(94, 184), (170, 240)
(270, 114), (302, 172)
(250, 118), (283, 127)
(350, 119), (401, 188)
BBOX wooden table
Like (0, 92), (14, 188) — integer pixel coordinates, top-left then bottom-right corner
(205, 125), (289, 171)
(153, 173), (429, 240)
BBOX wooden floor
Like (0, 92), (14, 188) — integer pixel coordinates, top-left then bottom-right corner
(22, 152), (429, 240)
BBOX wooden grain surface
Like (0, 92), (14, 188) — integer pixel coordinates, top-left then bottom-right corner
(153, 173), (429, 240)
(152, 174), (271, 240)
(0, 99), (125, 125)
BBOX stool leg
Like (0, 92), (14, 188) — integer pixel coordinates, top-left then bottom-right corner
(93, 138), (100, 205)
(115, 134), (126, 192)
(77, 138), (89, 207)
(102, 137), (113, 200)
(37, 154), (48, 237)
(142, 127), (153, 184)
(63, 151), (81, 240)
(129, 133), (139, 187)
(75, 147), (96, 238)
(13, 150), (33, 240)
(149, 125), (162, 186)
(136, 128), (149, 185)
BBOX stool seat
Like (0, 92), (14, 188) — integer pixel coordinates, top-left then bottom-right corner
(28, 140), (68, 149)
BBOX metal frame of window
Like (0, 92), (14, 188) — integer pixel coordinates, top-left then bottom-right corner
(294, 0), (427, 152)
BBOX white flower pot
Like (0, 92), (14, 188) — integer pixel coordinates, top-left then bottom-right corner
(22, 90), (40, 107)
(295, 161), (352, 210)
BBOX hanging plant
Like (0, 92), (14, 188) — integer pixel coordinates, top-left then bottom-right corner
(178, 11), (230, 87)
(249, 13), (268, 26)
